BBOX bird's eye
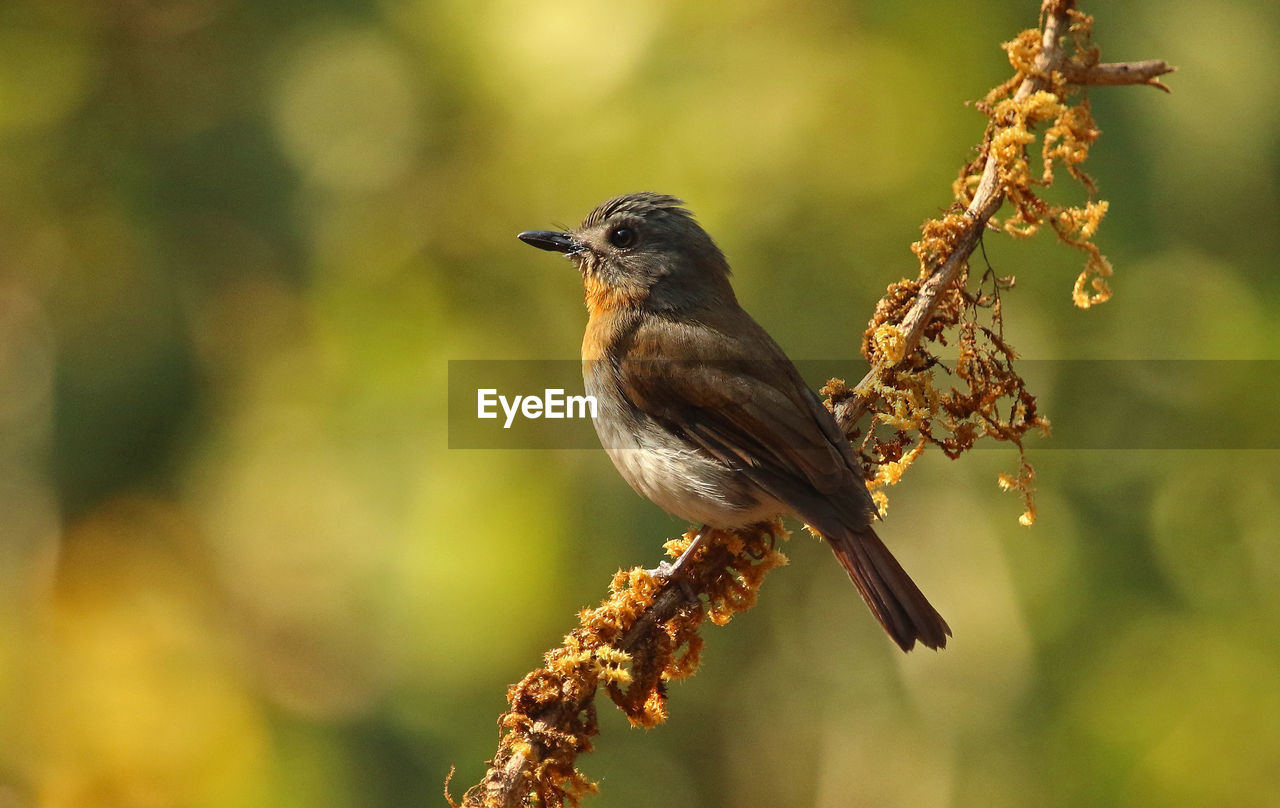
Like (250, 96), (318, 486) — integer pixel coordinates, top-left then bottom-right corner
(608, 226), (638, 248)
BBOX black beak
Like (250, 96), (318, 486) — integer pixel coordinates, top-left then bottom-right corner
(518, 230), (580, 254)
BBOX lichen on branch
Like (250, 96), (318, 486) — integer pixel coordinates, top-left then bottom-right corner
(833, 1), (1172, 527)
(455, 524), (787, 808)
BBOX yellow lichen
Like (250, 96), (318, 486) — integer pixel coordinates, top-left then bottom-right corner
(869, 440), (927, 492)
(998, 459), (1039, 526)
(870, 324), (908, 366)
(1053, 200), (1113, 308)
(911, 212), (971, 270)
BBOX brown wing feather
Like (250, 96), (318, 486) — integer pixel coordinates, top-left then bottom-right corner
(618, 312), (857, 502)
(619, 308), (950, 650)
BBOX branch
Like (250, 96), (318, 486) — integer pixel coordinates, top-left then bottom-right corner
(458, 3), (1171, 805)
(832, 0), (1171, 433)
(476, 581), (697, 808)
(834, 1), (1069, 431)
(1065, 59), (1175, 92)
(458, 529), (784, 808)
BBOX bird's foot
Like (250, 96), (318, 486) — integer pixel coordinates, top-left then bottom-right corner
(644, 526), (710, 602)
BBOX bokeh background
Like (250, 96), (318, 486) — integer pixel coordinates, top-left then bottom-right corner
(2, 0), (1279, 806)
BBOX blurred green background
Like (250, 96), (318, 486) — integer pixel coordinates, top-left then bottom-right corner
(2, 0), (1279, 806)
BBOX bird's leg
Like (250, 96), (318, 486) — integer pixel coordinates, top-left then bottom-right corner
(646, 525), (710, 593)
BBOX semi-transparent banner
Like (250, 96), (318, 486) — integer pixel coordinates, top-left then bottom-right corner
(447, 360), (1278, 450)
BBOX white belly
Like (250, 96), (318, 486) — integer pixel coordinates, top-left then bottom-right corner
(590, 391), (782, 528)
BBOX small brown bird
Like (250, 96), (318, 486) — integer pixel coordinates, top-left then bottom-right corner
(518, 193), (949, 651)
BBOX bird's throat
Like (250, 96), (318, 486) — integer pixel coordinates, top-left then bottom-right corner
(583, 274), (647, 322)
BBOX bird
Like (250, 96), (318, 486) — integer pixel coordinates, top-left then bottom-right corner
(517, 192), (949, 651)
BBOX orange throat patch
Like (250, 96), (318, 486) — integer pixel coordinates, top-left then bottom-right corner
(583, 274), (645, 322)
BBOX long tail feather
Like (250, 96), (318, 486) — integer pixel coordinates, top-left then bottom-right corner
(825, 525), (950, 651)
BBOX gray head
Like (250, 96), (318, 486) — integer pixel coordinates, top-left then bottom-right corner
(518, 193), (736, 314)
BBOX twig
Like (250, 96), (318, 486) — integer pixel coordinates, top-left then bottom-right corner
(832, 0), (1172, 433)
(1065, 59), (1175, 92)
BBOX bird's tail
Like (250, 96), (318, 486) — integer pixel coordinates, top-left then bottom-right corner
(824, 525), (950, 651)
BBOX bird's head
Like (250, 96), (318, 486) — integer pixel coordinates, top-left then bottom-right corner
(519, 192), (736, 316)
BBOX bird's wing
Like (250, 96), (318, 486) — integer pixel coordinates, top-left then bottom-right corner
(618, 310), (950, 652)
(616, 312), (875, 525)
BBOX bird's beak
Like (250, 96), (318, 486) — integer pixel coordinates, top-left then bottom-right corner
(517, 230), (581, 254)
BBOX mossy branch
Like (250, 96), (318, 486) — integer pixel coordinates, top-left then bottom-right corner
(831, 0), (1172, 431)
(454, 2), (1171, 806)
(454, 526), (787, 808)
(829, 0), (1171, 525)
